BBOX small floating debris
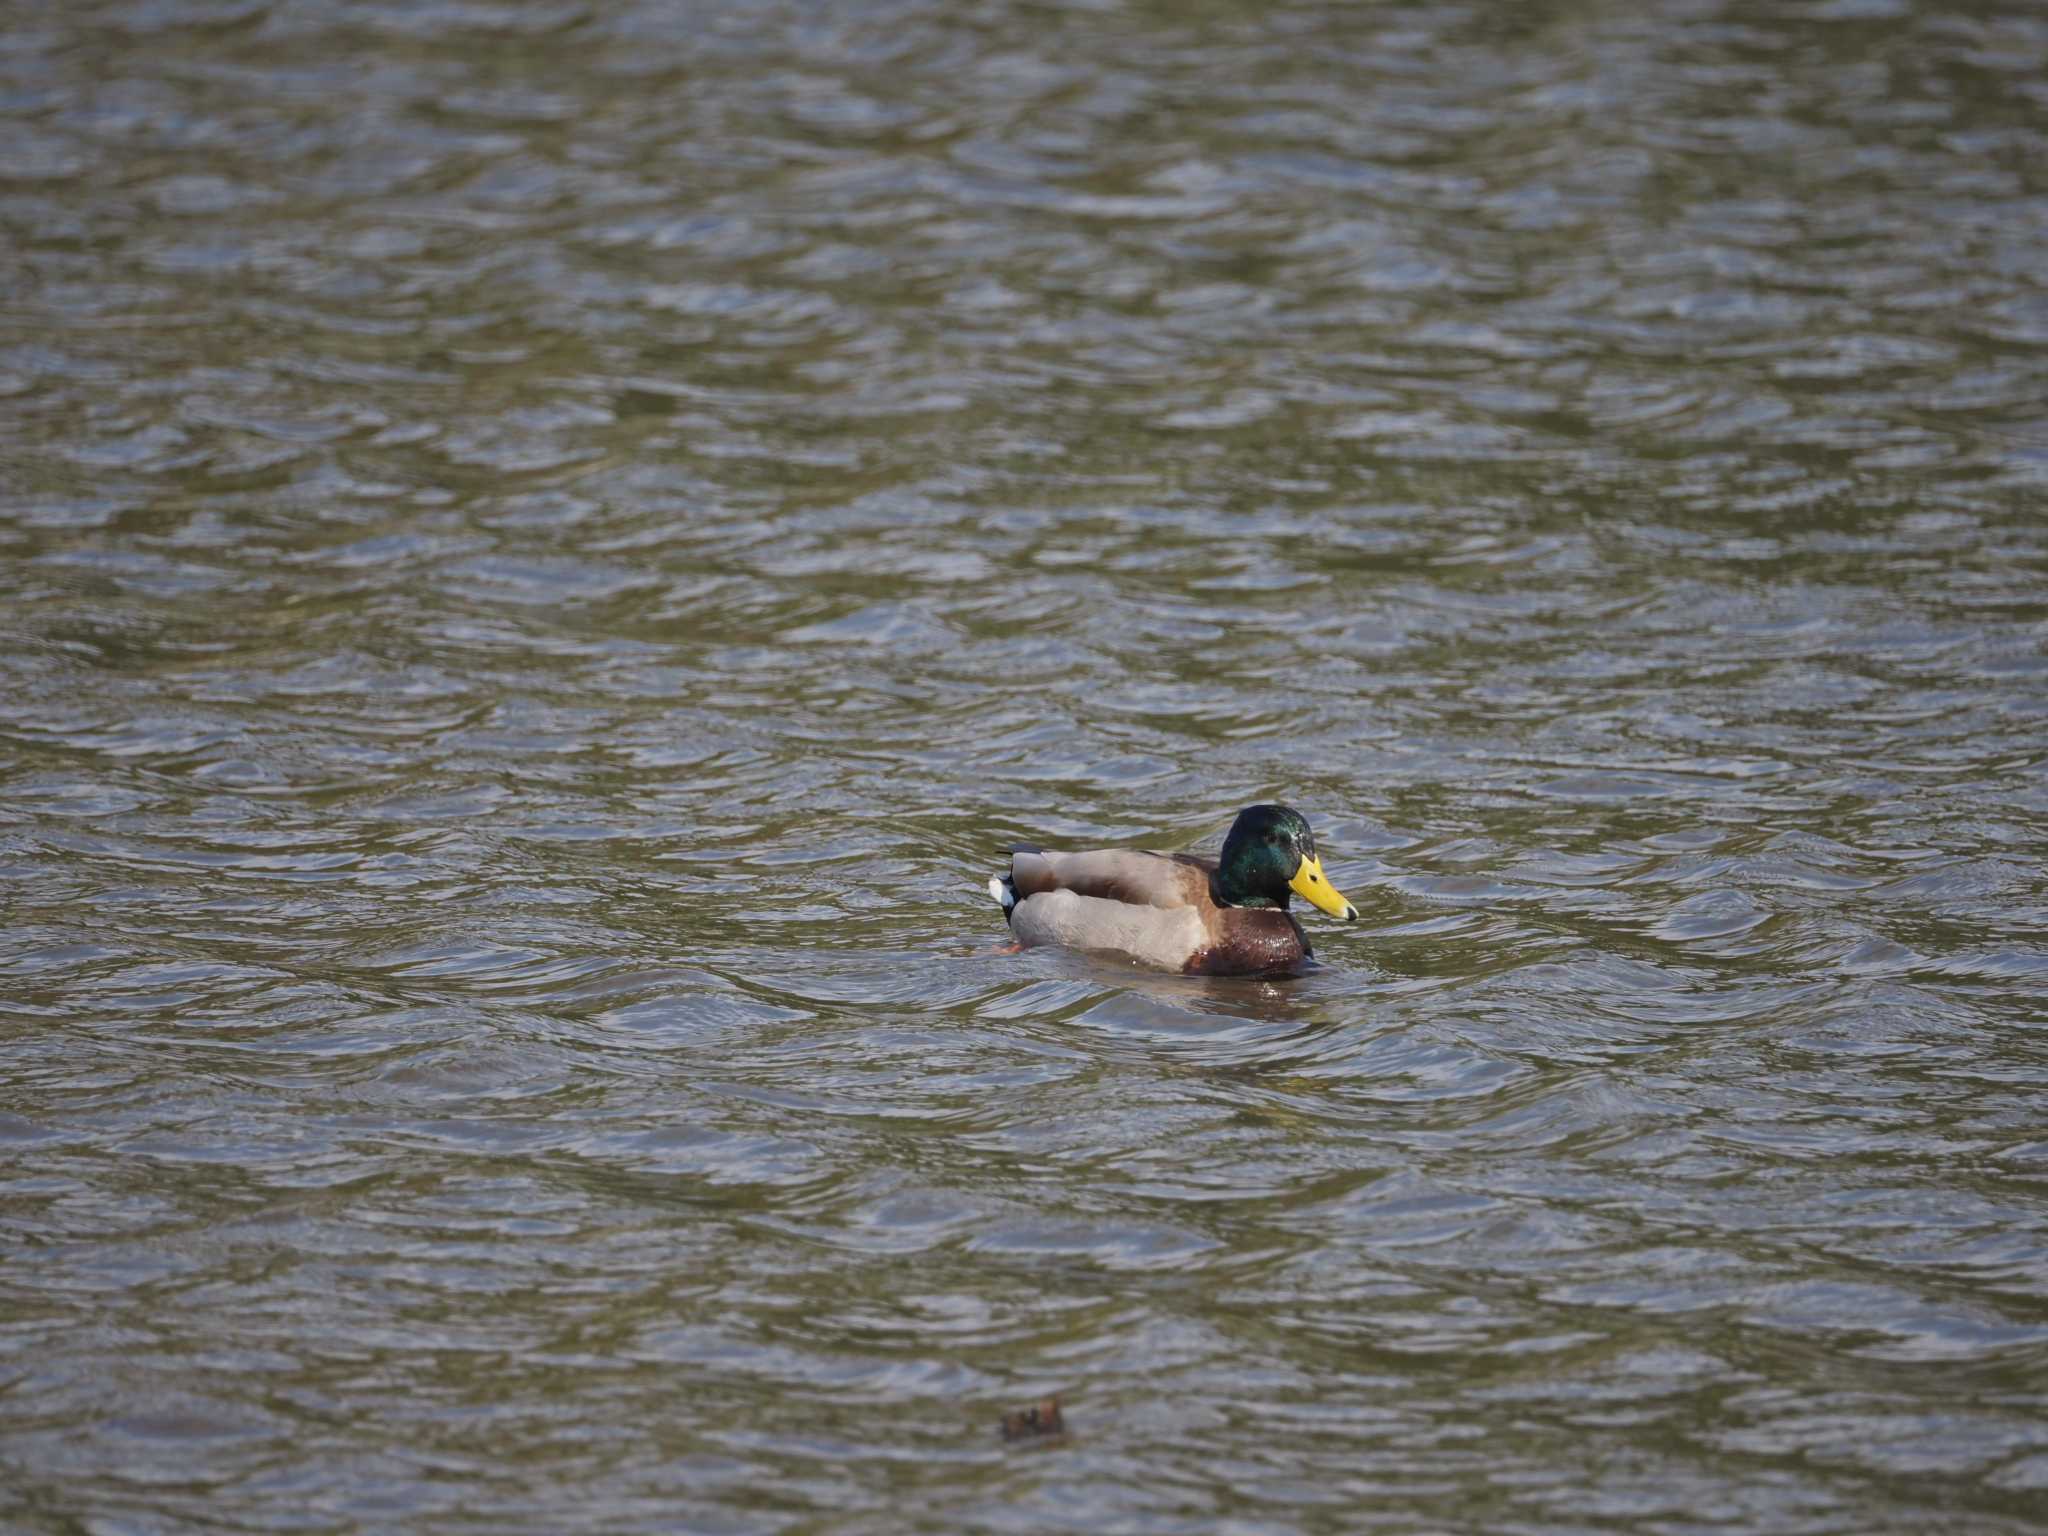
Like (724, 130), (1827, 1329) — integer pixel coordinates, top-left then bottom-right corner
(1000, 1395), (1066, 1443)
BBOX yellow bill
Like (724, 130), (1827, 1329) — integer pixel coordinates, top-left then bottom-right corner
(1289, 853), (1359, 921)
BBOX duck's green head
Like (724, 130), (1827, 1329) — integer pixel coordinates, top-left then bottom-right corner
(1217, 804), (1359, 920)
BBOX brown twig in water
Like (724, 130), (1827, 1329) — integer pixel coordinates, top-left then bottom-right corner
(1000, 1395), (1066, 1442)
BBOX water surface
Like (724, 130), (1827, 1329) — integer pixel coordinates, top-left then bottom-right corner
(4, 0), (2048, 1531)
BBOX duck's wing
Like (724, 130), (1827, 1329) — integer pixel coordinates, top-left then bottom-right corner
(998, 849), (1213, 970)
(1007, 848), (1212, 910)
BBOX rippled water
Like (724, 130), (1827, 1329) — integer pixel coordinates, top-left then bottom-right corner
(5, 0), (2048, 1530)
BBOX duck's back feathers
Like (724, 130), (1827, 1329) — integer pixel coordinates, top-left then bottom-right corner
(1007, 848), (1209, 909)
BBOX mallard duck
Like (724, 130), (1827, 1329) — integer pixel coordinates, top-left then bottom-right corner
(987, 804), (1359, 976)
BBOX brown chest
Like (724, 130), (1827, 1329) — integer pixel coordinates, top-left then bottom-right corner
(1181, 910), (1312, 977)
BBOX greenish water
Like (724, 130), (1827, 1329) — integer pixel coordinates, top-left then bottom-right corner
(4, 0), (2048, 1531)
